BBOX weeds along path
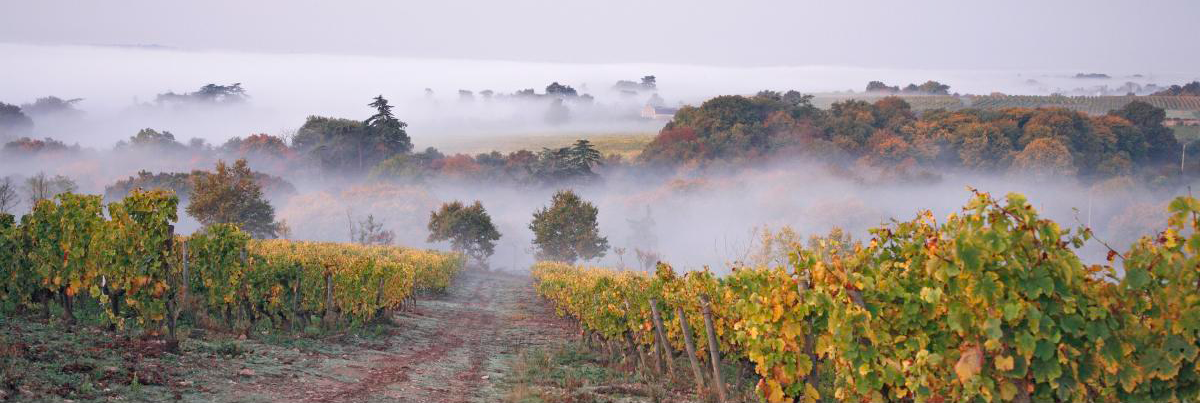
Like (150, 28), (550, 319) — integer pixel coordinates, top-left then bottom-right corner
(228, 270), (574, 403)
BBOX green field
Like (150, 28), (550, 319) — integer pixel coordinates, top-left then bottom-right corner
(429, 132), (656, 159)
(1174, 125), (1200, 143)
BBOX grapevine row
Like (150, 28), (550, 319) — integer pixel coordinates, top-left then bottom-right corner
(0, 189), (465, 342)
(534, 191), (1200, 402)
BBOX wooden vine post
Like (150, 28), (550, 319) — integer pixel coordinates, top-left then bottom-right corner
(375, 276), (386, 319)
(240, 248), (255, 335)
(180, 240), (190, 317)
(797, 276), (820, 391)
(700, 294), (726, 403)
(291, 264), (301, 332)
(323, 271), (335, 330)
(676, 306), (707, 392)
(165, 225), (179, 351)
(649, 298), (675, 377)
(623, 299), (649, 370)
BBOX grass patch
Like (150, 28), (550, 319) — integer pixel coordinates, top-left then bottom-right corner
(431, 132), (657, 160)
(500, 340), (761, 403)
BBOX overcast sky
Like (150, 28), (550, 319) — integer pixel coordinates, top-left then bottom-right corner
(1, 0), (1197, 72)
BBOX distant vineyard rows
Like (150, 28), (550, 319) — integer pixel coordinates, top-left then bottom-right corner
(811, 94), (1200, 115)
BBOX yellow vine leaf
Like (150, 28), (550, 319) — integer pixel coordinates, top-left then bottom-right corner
(956, 344), (983, 385)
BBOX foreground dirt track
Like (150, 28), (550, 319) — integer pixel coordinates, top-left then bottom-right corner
(223, 270), (574, 403)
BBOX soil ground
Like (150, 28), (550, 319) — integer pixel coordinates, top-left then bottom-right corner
(0, 270), (740, 403)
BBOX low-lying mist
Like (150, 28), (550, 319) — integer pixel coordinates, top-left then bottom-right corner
(4, 43), (1198, 148)
(4, 144), (1175, 273)
(1, 43), (1193, 273)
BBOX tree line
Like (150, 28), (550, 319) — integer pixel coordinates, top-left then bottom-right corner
(640, 91), (1184, 184)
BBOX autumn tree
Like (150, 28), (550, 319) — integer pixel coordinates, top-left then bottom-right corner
(1010, 137), (1077, 180)
(529, 190), (608, 263)
(1109, 101), (1179, 163)
(119, 128), (186, 151)
(186, 159), (280, 238)
(220, 133), (291, 158)
(427, 201), (501, 265)
(2, 137), (77, 157)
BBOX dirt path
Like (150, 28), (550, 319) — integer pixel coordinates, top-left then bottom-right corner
(213, 271), (575, 403)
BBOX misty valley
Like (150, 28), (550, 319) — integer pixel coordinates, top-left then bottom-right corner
(3, 14), (1200, 403)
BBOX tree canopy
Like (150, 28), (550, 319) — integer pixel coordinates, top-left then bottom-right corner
(294, 95), (412, 173)
(0, 102), (33, 139)
(640, 91), (1181, 182)
(185, 159), (280, 238)
(1152, 81), (1200, 96)
(529, 190), (608, 263)
(155, 83), (247, 105)
(427, 200), (501, 265)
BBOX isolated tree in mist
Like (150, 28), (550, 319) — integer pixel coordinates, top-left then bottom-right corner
(427, 200), (501, 265)
(544, 98), (570, 125)
(352, 214), (395, 246)
(364, 95), (414, 163)
(626, 206), (659, 271)
(20, 96), (84, 117)
(0, 102), (33, 138)
(25, 172), (77, 208)
(156, 83), (247, 105)
(545, 82), (578, 97)
(529, 190), (608, 263)
(186, 159), (279, 238)
(121, 128), (186, 151)
(647, 93), (665, 107)
(866, 81), (899, 93)
(0, 177), (18, 214)
(640, 75), (657, 90)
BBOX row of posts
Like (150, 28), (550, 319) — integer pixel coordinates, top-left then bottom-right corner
(581, 294), (728, 402)
(164, 240), (418, 348)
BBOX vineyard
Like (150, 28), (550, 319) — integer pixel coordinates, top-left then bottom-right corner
(534, 191), (1200, 403)
(964, 95), (1200, 115)
(810, 94), (1200, 115)
(0, 189), (465, 344)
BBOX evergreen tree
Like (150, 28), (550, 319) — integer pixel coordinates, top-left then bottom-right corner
(569, 139), (602, 171)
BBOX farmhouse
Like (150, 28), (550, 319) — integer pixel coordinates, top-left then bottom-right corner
(641, 105), (678, 120)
